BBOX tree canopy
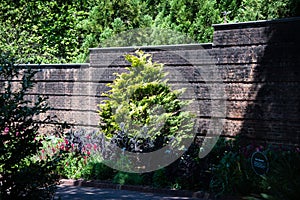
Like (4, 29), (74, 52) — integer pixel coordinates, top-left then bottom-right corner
(0, 0), (299, 63)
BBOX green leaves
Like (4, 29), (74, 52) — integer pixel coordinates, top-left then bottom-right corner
(1, 0), (299, 63)
(234, 0), (295, 22)
(0, 0), (87, 63)
(98, 50), (194, 152)
(0, 53), (59, 199)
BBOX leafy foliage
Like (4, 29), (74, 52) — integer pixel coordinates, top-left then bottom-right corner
(1, 0), (299, 63)
(152, 168), (169, 188)
(78, 0), (151, 58)
(37, 125), (103, 180)
(234, 0), (295, 22)
(0, 52), (60, 199)
(258, 147), (300, 200)
(0, 0), (89, 63)
(208, 138), (300, 199)
(82, 161), (115, 180)
(98, 50), (194, 153)
(113, 171), (143, 185)
(153, 0), (222, 42)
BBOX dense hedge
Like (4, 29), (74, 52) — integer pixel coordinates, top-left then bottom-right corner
(0, 0), (299, 63)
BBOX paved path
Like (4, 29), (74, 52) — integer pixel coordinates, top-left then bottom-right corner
(55, 185), (197, 200)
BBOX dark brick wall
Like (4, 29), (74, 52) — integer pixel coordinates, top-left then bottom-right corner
(5, 18), (298, 145)
(212, 18), (300, 145)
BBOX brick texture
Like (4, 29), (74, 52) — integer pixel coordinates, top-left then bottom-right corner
(2, 18), (298, 145)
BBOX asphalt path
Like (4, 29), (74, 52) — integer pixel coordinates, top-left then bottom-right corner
(55, 185), (197, 200)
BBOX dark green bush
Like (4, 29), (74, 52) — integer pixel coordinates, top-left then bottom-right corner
(0, 53), (60, 199)
(258, 147), (300, 200)
(209, 137), (300, 199)
(152, 168), (169, 188)
(113, 172), (143, 185)
(83, 161), (115, 180)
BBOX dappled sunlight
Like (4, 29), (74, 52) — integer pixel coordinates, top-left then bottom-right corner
(55, 185), (197, 200)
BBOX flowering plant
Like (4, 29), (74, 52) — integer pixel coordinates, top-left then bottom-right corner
(0, 53), (59, 199)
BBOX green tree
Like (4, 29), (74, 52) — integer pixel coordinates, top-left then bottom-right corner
(1, 0), (299, 63)
(216, 0), (242, 22)
(153, 0), (222, 43)
(0, 0), (89, 63)
(76, 0), (152, 61)
(98, 50), (194, 152)
(234, 0), (299, 22)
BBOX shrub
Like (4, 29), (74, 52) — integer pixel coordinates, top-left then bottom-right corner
(234, 0), (297, 22)
(38, 126), (102, 180)
(82, 161), (115, 180)
(0, 53), (60, 199)
(98, 50), (194, 153)
(209, 137), (300, 199)
(112, 172), (143, 185)
(208, 138), (263, 197)
(209, 150), (250, 196)
(257, 146), (300, 200)
(152, 168), (169, 188)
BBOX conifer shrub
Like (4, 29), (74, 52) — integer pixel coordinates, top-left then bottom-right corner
(98, 50), (194, 154)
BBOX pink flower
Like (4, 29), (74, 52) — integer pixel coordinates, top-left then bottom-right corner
(3, 127), (9, 135)
(86, 144), (92, 149)
(16, 132), (19, 136)
(65, 139), (69, 145)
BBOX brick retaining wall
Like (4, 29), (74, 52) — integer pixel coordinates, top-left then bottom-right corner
(5, 17), (298, 145)
(212, 18), (300, 145)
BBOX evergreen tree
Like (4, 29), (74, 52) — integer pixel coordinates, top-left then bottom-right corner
(98, 50), (194, 153)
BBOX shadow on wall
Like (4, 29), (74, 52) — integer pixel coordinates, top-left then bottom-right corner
(240, 19), (300, 146)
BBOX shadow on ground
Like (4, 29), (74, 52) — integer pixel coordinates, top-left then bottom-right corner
(55, 185), (197, 200)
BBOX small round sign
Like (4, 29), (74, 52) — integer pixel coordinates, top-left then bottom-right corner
(251, 151), (269, 176)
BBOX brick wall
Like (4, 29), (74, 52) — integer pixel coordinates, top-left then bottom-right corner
(14, 64), (98, 128)
(9, 18), (299, 145)
(212, 18), (300, 145)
